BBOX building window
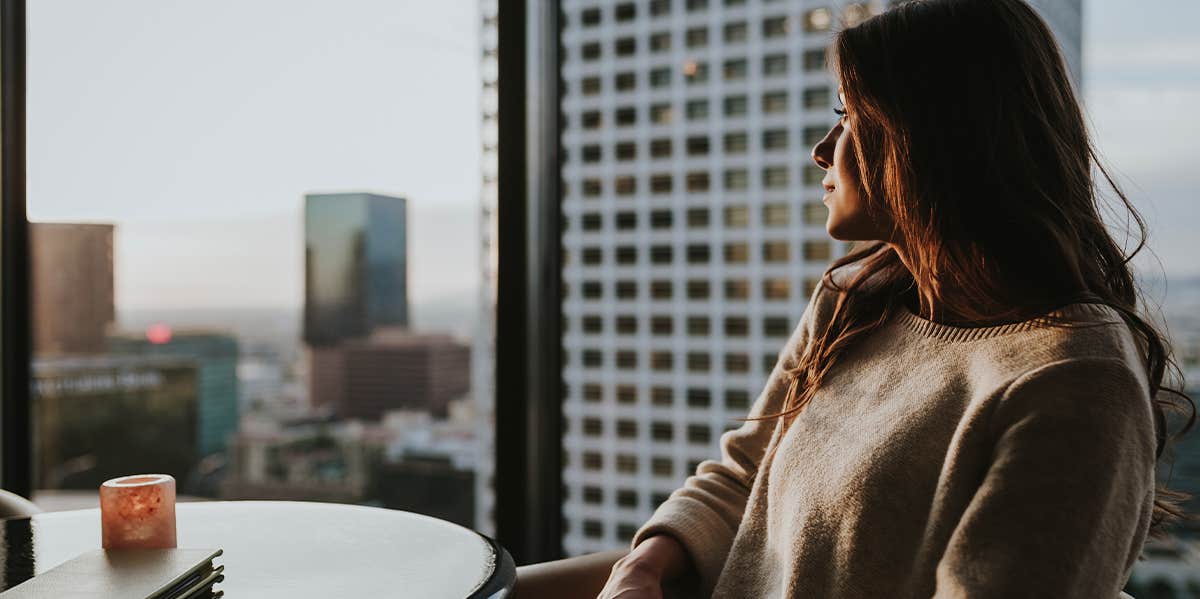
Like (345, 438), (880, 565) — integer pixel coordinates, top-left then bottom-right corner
(687, 424), (713, 444)
(686, 171), (711, 192)
(762, 91), (788, 114)
(581, 110), (602, 129)
(583, 486), (604, 504)
(725, 279), (750, 300)
(763, 278), (791, 300)
(651, 352), (674, 371)
(581, 247), (603, 264)
(687, 316), (711, 335)
(615, 211), (637, 230)
(804, 86), (831, 109)
(650, 138), (673, 157)
(686, 99), (709, 120)
(763, 241), (789, 262)
(763, 203), (789, 226)
(652, 458), (674, 477)
(687, 352), (711, 372)
(762, 16), (790, 38)
(762, 129), (788, 151)
(616, 489), (639, 508)
(615, 176), (637, 195)
(650, 210), (673, 229)
(652, 422), (674, 442)
(583, 417), (604, 436)
(724, 22), (748, 43)
(724, 132), (748, 154)
(581, 144), (602, 163)
(615, 2), (637, 22)
(686, 388), (712, 408)
(804, 240), (833, 261)
(723, 59), (748, 81)
(583, 520), (604, 538)
(763, 353), (779, 374)
(581, 281), (603, 299)
(804, 277), (823, 296)
(724, 169), (749, 190)
(686, 0), (709, 11)
(764, 316), (791, 337)
(615, 106), (637, 125)
(615, 246), (637, 265)
(650, 245), (673, 264)
(650, 103), (673, 124)
(686, 244), (711, 264)
(650, 31), (672, 52)
(582, 349), (603, 367)
(616, 453), (638, 473)
(804, 165), (826, 185)
(581, 8), (602, 26)
(803, 48), (827, 72)
(725, 353), (750, 374)
(615, 72), (637, 92)
(804, 127), (828, 147)
(615, 423), (637, 443)
(582, 315), (603, 333)
(615, 37), (637, 56)
(763, 166), (789, 188)
(724, 242), (749, 263)
(651, 316), (673, 336)
(583, 452), (604, 471)
(615, 141), (637, 161)
(650, 0), (671, 16)
(616, 316), (638, 335)
(724, 95), (748, 117)
(581, 213), (602, 231)
(684, 61), (709, 84)
(616, 350), (638, 369)
(686, 136), (710, 156)
(615, 280), (638, 299)
(581, 41), (602, 61)
(582, 178), (602, 197)
(724, 205), (749, 228)
(725, 316), (750, 337)
(763, 53), (788, 76)
(651, 174), (673, 194)
(686, 27), (709, 48)
(804, 7), (834, 32)
(650, 67), (672, 87)
(617, 385), (638, 404)
(726, 389), (751, 410)
(686, 280), (710, 299)
(583, 383), (603, 402)
(651, 386), (673, 406)
(650, 280), (673, 299)
(686, 208), (710, 228)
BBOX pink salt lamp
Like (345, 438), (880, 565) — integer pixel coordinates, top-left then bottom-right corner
(99, 474), (177, 549)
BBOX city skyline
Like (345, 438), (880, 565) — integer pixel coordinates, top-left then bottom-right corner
(22, 0), (1200, 313)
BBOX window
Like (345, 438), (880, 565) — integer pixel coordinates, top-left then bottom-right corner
(804, 126), (827, 146)
(763, 278), (791, 300)
(615, 141), (637, 161)
(652, 458), (674, 477)
(581, 111), (602, 129)
(804, 240), (833, 261)
(724, 95), (748, 117)
(724, 206), (749, 228)
(581, 213), (602, 231)
(649, 67), (672, 88)
(686, 99), (709, 120)
(687, 316), (711, 335)
(804, 7), (834, 32)
(805, 277), (823, 296)
(724, 169), (749, 190)
(723, 59), (748, 81)
(687, 352), (711, 372)
(684, 61), (709, 84)
(726, 390), (751, 410)
(804, 86), (831, 109)
(763, 241), (789, 262)
(686, 208), (709, 228)
(581, 145), (602, 163)
(650, 211), (673, 229)
(650, 245), (673, 264)
(582, 247), (603, 264)
(763, 129), (788, 151)
(616, 350), (638, 369)
(583, 486), (604, 504)
(583, 520), (604, 538)
(582, 281), (603, 298)
(724, 22), (748, 43)
(650, 0), (671, 16)
(615, 176), (638, 195)
(762, 91), (788, 114)
(616, 454), (638, 472)
(582, 178), (603, 197)
(651, 174), (674, 194)
(686, 171), (710, 192)
(725, 279), (750, 300)
(804, 165), (827, 186)
(686, 27), (709, 48)
(803, 48), (827, 72)
(651, 316), (673, 336)
(583, 350), (604, 367)
(650, 31), (672, 52)
(617, 386), (638, 404)
(763, 16), (790, 38)
(651, 280), (673, 298)
(615, 211), (637, 230)
(616, 280), (638, 299)
(686, 279), (711, 299)
(724, 243), (749, 263)
(724, 132), (748, 154)
(615, 3), (637, 22)
(764, 316), (791, 337)
(650, 138), (673, 157)
(686, 136), (710, 156)
(582, 41), (602, 61)
(616, 246), (638, 264)
(615, 37), (637, 56)
(763, 203), (790, 226)
(581, 8), (602, 26)
(725, 317), (750, 337)
(616, 316), (638, 335)
(686, 244), (711, 264)
(687, 388), (711, 408)
(651, 422), (674, 442)
(686, 0), (709, 11)
(650, 103), (674, 125)
(616, 489), (639, 507)
(615, 72), (637, 92)
(651, 352), (674, 371)
(724, 353), (750, 374)
(687, 424), (712, 444)
(583, 418), (604, 436)
(763, 166), (789, 188)
(615, 106), (637, 125)
(763, 54), (788, 76)
(651, 387), (673, 406)
(582, 383), (603, 402)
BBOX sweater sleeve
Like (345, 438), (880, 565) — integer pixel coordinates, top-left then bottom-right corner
(629, 284), (822, 597)
(933, 357), (1157, 599)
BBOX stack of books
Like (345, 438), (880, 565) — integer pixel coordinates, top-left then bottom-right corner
(0, 548), (224, 598)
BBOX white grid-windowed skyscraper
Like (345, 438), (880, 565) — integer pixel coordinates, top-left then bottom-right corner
(556, 0), (1081, 555)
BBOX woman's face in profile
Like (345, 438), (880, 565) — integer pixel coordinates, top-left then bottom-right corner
(810, 87), (892, 242)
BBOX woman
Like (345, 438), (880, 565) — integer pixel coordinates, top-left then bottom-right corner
(517, 0), (1194, 597)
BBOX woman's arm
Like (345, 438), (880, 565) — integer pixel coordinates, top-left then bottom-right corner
(515, 535), (695, 599)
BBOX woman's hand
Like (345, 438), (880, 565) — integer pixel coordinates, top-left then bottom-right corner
(596, 535), (691, 599)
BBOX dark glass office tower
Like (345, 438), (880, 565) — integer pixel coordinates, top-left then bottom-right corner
(303, 192), (409, 346)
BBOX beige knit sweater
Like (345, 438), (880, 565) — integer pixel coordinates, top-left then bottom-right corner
(632, 270), (1156, 598)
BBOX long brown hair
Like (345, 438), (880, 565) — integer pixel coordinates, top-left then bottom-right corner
(767, 0), (1195, 537)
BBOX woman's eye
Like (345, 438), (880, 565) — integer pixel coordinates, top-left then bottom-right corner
(833, 107), (847, 117)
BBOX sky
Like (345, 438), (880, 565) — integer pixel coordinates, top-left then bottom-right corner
(25, 0), (1200, 312)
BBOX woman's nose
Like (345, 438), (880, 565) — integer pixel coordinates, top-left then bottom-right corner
(811, 126), (837, 170)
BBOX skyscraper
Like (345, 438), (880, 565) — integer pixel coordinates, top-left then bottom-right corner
(30, 222), (116, 356)
(303, 192), (409, 347)
(557, 0), (1083, 555)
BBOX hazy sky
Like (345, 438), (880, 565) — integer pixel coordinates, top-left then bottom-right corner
(26, 0), (1200, 311)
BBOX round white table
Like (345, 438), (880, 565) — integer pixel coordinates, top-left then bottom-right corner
(0, 501), (514, 598)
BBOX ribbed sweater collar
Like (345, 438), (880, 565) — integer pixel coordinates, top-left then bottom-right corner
(894, 302), (1121, 343)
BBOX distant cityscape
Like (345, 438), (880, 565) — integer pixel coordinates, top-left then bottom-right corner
(21, 0), (1200, 596)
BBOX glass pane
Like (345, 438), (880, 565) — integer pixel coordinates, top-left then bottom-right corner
(28, 1), (493, 534)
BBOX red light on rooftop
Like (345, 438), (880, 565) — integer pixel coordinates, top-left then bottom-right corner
(146, 324), (173, 345)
